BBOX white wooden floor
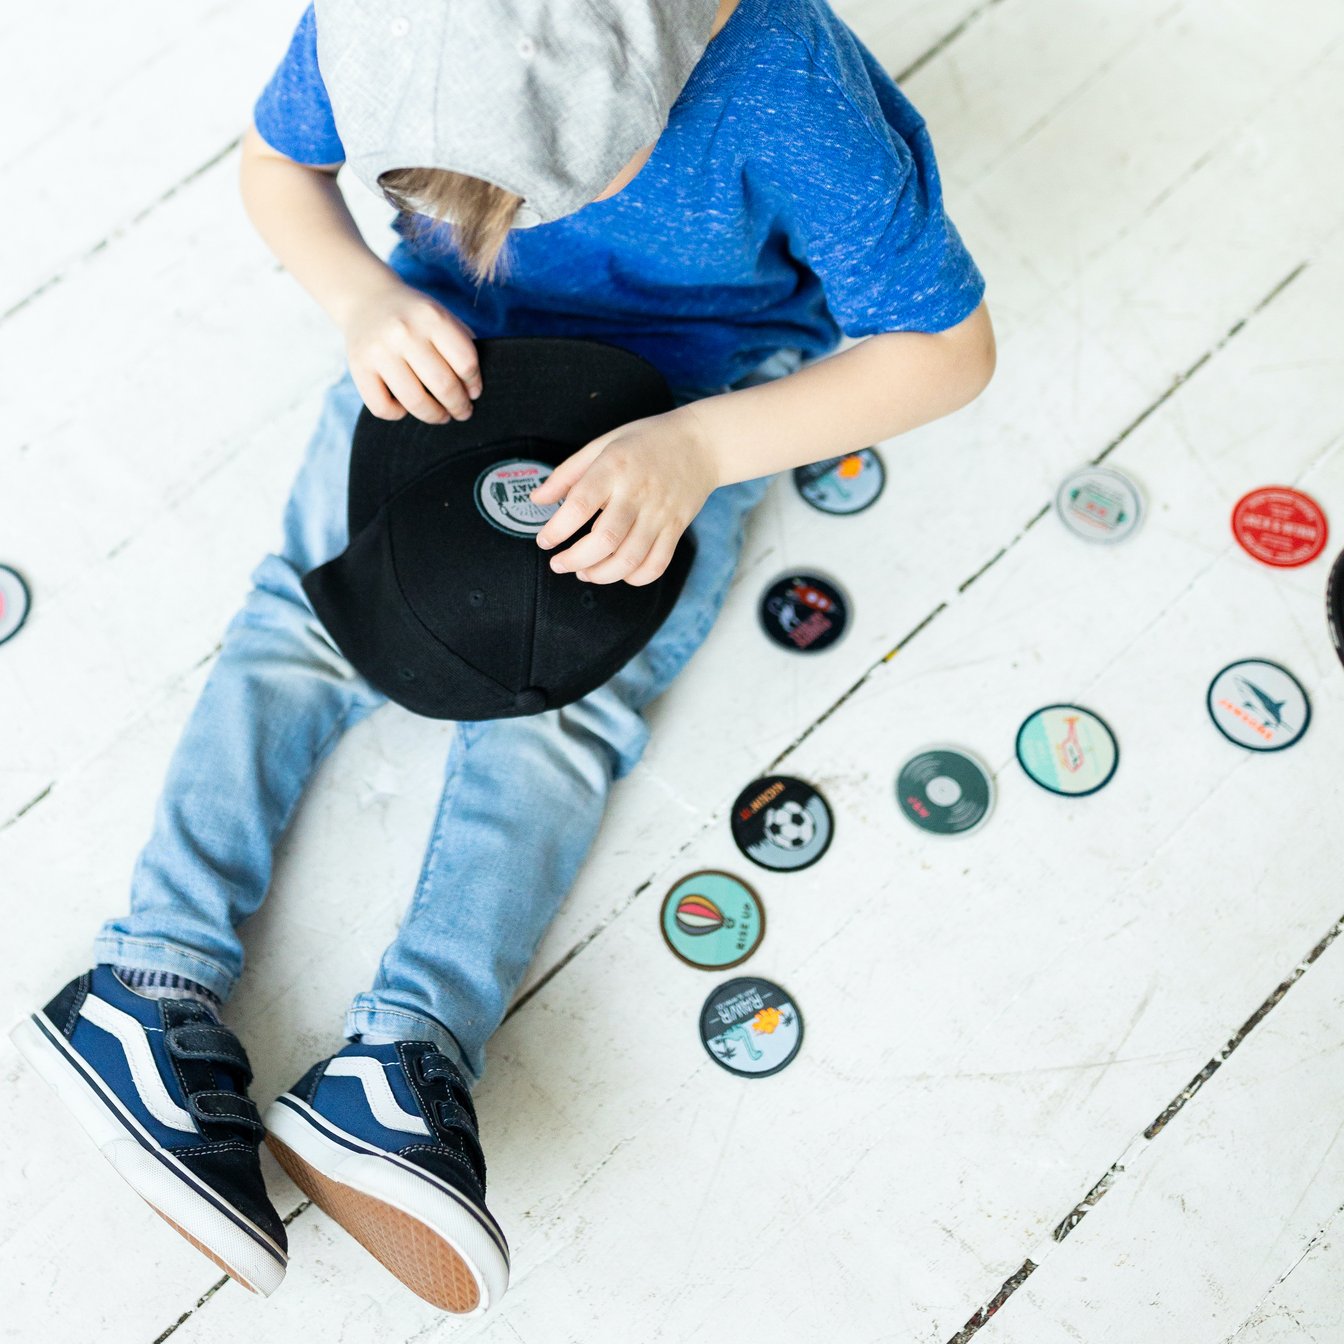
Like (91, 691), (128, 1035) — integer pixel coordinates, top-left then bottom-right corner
(4, 1), (1344, 1340)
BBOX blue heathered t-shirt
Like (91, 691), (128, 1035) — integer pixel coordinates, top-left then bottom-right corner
(254, 0), (985, 393)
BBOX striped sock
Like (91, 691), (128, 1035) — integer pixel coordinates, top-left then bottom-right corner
(112, 967), (222, 1016)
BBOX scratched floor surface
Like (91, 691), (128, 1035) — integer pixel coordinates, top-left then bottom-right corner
(3, 1), (1344, 1341)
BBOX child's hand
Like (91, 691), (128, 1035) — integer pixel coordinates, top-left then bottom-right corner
(530, 408), (722, 585)
(340, 279), (483, 424)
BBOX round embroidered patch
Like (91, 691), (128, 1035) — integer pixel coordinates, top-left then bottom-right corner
(1206, 659), (1310, 752)
(896, 746), (994, 835)
(793, 448), (886, 516)
(474, 459), (559, 537)
(1016, 705), (1119, 797)
(729, 775), (834, 872)
(1055, 465), (1143, 544)
(699, 977), (803, 1078)
(660, 870), (765, 970)
(758, 572), (850, 653)
(1231, 487), (1327, 568)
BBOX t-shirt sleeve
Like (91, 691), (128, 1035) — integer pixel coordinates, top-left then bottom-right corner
(752, 62), (985, 336)
(252, 4), (346, 165)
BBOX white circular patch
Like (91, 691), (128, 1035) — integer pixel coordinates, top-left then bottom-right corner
(1206, 659), (1310, 751)
(474, 459), (559, 537)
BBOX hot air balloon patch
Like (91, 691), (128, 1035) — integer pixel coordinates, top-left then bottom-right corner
(730, 776), (834, 872)
(660, 870), (764, 970)
(699, 977), (803, 1078)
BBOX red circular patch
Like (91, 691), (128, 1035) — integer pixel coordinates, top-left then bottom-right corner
(1231, 487), (1328, 568)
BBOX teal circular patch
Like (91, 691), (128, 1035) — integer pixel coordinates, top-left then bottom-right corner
(1015, 705), (1119, 797)
(660, 870), (765, 971)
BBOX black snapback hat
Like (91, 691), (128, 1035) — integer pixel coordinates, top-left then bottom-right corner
(301, 338), (697, 721)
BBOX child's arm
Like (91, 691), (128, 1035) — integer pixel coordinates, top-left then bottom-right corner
(531, 300), (995, 586)
(685, 300), (995, 486)
(238, 126), (482, 423)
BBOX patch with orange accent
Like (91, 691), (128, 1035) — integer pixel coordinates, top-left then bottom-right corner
(793, 447), (885, 515)
(700, 977), (803, 1078)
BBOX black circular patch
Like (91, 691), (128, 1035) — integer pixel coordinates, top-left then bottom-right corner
(758, 573), (849, 653)
(699, 976), (803, 1078)
(729, 775), (834, 872)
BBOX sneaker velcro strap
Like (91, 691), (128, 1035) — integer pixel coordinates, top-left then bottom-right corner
(189, 1089), (264, 1134)
(164, 1024), (254, 1083)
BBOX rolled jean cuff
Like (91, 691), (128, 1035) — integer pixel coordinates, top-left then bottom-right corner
(345, 996), (475, 1086)
(89, 933), (238, 1002)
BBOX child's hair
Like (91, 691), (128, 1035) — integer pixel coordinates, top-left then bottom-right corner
(379, 168), (522, 284)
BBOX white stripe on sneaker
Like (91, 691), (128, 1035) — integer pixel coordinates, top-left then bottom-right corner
(324, 1056), (431, 1135)
(79, 994), (196, 1133)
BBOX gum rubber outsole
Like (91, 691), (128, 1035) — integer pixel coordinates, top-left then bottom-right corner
(267, 1133), (482, 1313)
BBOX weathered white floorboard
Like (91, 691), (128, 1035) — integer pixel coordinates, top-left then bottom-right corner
(4, 0), (1344, 1340)
(983, 936), (1344, 1344)
(1231, 1212), (1344, 1344)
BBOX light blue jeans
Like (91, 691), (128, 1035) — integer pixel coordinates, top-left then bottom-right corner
(93, 348), (803, 1083)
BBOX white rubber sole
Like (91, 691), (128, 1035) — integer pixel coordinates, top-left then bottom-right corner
(10, 1011), (287, 1296)
(265, 1093), (509, 1315)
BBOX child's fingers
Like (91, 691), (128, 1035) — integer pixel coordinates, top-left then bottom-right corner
(549, 504), (639, 575)
(354, 367), (408, 421)
(534, 479), (610, 553)
(570, 515), (661, 584)
(425, 311), (482, 399)
(623, 530), (679, 586)
(408, 342), (474, 420)
(531, 440), (605, 510)
(381, 361), (452, 425)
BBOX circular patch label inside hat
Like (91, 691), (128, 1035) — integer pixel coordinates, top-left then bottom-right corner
(474, 459), (559, 537)
(1206, 659), (1309, 751)
(700, 977), (803, 1078)
(759, 573), (849, 653)
(896, 746), (994, 835)
(730, 776), (834, 872)
(793, 448), (886, 516)
(1056, 466), (1143, 544)
(0, 565), (31, 646)
(1016, 705), (1119, 797)
(1232, 487), (1327, 567)
(660, 871), (765, 970)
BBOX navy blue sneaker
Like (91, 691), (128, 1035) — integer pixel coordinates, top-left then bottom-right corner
(10, 967), (287, 1294)
(265, 1039), (508, 1314)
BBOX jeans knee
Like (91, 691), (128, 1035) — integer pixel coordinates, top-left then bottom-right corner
(555, 684), (652, 784)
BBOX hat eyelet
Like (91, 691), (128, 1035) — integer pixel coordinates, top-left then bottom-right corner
(468, 589), (486, 608)
(579, 589), (597, 610)
(390, 16), (411, 37)
(518, 35), (536, 58)
(399, 668), (416, 681)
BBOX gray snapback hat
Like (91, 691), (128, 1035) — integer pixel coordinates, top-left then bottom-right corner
(314, 0), (721, 227)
